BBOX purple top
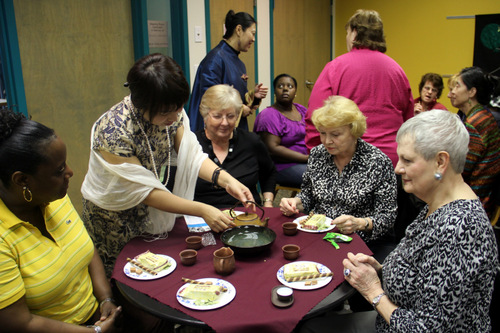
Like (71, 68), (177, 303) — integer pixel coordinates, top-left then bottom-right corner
(254, 103), (308, 171)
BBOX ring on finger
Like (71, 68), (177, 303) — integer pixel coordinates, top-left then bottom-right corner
(343, 268), (351, 277)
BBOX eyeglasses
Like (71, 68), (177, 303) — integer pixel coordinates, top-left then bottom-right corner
(422, 86), (438, 93)
(208, 113), (238, 122)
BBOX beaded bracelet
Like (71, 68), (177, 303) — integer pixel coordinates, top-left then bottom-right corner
(211, 167), (223, 189)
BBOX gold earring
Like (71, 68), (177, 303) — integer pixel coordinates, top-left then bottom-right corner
(23, 186), (33, 203)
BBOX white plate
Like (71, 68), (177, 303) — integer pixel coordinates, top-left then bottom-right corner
(176, 278), (236, 310)
(293, 215), (335, 233)
(277, 261), (332, 290)
(124, 254), (177, 280)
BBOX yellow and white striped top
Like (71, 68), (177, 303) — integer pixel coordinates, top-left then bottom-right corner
(0, 195), (98, 323)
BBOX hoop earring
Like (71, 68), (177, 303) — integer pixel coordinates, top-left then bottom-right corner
(23, 186), (33, 202)
(434, 172), (443, 181)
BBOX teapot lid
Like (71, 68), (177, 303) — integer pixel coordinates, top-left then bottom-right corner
(235, 212), (259, 222)
(230, 200), (265, 219)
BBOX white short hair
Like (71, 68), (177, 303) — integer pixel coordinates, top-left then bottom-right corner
(396, 110), (469, 173)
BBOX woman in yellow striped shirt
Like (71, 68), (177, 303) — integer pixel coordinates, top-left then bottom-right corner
(0, 109), (120, 333)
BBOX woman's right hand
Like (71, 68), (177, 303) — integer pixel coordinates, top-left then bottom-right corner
(414, 102), (423, 115)
(201, 205), (235, 233)
(343, 252), (383, 300)
(280, 197), (300, 216)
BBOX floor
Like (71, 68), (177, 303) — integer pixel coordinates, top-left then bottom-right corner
(272, 189), (296, 208)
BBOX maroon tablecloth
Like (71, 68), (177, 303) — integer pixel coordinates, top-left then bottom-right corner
(112, 208), (371, 333)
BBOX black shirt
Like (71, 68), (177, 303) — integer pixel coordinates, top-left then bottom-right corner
(194, 128), (276, 208)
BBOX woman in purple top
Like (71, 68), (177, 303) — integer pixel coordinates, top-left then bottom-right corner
(254, 74), (309, 188)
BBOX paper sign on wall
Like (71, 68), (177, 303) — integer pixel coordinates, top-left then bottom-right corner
(148, 20), (168, 48)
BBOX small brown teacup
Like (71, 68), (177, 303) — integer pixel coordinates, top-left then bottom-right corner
(213, 247), (235, 275)
(179, 249), (197, 266)
(282, 244), (300, 260)
(185, 235), (203, 250)
(282, 222), (298, 236)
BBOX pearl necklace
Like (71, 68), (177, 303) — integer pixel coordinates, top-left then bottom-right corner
(130, 109), (171, 186)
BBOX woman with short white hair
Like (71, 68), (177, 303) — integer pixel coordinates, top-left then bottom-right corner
(301, 109), (498, 332)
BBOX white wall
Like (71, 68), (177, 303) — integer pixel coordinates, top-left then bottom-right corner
(186, 0), (207, 87)
(255, 0), (271, 108)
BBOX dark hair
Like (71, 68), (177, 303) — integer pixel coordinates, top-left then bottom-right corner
(346, 9), (386, 53)
(222, 10), (256, 39)
(459, 66), (499, 105)
(419, 73), (445, 99)
(0, 109), (56, 187)
(273, 74), (297, 89)
(126, 53), (189, 119)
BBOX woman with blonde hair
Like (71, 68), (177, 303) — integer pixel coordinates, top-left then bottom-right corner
(280, 96), (397, 254)
(194, 84), (276, 208)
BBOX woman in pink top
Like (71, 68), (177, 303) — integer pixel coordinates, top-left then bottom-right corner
(305, 9), (413, 167)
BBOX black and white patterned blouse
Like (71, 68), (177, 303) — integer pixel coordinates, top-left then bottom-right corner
(378, 199), (498, 332)
(297, 139), (397, 242)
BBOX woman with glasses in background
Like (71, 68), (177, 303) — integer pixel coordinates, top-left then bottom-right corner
(194, 84), (276, 208)
(413, 72), (447, 115)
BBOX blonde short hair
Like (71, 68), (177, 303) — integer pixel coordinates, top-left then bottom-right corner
(199, 84), (242, 118)
(312, 96), (366, 138)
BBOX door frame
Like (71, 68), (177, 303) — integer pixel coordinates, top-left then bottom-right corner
(0, 0), (28, 116)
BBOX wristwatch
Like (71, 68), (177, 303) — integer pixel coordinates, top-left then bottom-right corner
(372, 292), (386, 309)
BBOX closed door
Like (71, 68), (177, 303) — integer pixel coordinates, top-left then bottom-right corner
(273, 0), (331, 107)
